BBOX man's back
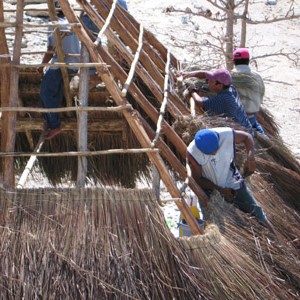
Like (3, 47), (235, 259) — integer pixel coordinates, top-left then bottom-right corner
(203, 86), (253, 132)
(232, 64), (265, 114)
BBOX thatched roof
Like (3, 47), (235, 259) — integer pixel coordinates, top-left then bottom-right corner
(0, 1), (300, 298)
(0, 187), (299, 299)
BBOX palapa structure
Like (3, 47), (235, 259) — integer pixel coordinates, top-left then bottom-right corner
(0, 0), (299, 299)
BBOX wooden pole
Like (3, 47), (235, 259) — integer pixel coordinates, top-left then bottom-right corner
(0, 1), (12, 188)
(152, 48), (171, 147)
(76, 45), (89, 187)
(3, 0), (25, 188)
(16, 134), (45, 189)
(94, 0), (118, 47)
(58, 0), (203, 235)
(121, 24), (143, 97)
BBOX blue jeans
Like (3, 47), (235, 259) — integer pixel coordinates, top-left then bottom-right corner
(233, 183), (267, 223)
(40, 68), (76, 129)
(248, 114), (269, 139)
(202, 183), (267, 223)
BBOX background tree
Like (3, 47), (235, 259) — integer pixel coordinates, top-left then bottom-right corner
(166, 0), (300, 70)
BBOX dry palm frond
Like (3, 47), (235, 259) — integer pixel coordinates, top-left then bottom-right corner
(0, 188), (210, 299)
(1, 187), (299, 299)
(10, 131), (151, 188)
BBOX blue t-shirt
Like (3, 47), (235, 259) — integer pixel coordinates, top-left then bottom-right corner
(203, 86), (252, 133)
(48, 17), (80, 70)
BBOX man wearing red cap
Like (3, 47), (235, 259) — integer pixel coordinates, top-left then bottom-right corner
(186, 127), (276, 235)
(178, 68), (253, 134)
(232, 48), (268, 138)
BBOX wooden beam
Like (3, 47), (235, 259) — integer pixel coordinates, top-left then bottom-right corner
(3, 0), (25, 188)
(121, 24), (143, 97)
(83, 0), (187, 117)
(77, 45), (90, 187)
(0, 119), (125, 132)
(0, 0), (12, 187)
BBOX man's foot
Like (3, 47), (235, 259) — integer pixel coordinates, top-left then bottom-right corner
(44, 127), (61, 140)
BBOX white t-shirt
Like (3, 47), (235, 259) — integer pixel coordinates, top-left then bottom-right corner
(187, 127), (244, 190)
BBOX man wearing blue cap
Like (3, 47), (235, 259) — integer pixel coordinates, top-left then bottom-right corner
(186, 127), (276, 235)
(179, 68), (253, 134)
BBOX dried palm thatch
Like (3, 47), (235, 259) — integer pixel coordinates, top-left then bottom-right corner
(11, 130), (151, 188)
(197, 185), (300, 295)
(1, 187), (299, 299)
(0, 188), (210, 299)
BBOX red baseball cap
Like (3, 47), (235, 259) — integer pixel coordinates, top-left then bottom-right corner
(233, 48), (250, 59)
(205, 68), (232, 86)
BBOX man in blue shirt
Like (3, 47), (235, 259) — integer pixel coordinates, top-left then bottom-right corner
(179, 68), (253, 134)
(38, 5), (80, 140)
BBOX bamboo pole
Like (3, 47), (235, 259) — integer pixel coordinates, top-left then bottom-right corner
(76, 45), (89, 187)
(151, 48), (170, 148)
(0, 104), (132, 113)
(59, 0), (202, 235)
(0, 22), (81, 28)
(121, 24), (143, 97)
(16, 134), (45, 189)
(0, 62), (108, 69)
(94, 0), (117, 47)
(0, 148), (159, 158)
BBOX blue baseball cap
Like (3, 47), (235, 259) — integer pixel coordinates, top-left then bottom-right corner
(195, 129), (219, 154)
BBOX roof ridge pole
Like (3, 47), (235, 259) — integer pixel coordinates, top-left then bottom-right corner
(3, 0), (25, 188)
(61, 0), (203, 235)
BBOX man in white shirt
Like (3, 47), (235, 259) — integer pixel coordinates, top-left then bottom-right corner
(187, 127), (276, 235)
(232, 48), (268, 138)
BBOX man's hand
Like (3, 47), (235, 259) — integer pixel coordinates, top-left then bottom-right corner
(243, 159), (256, 177)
